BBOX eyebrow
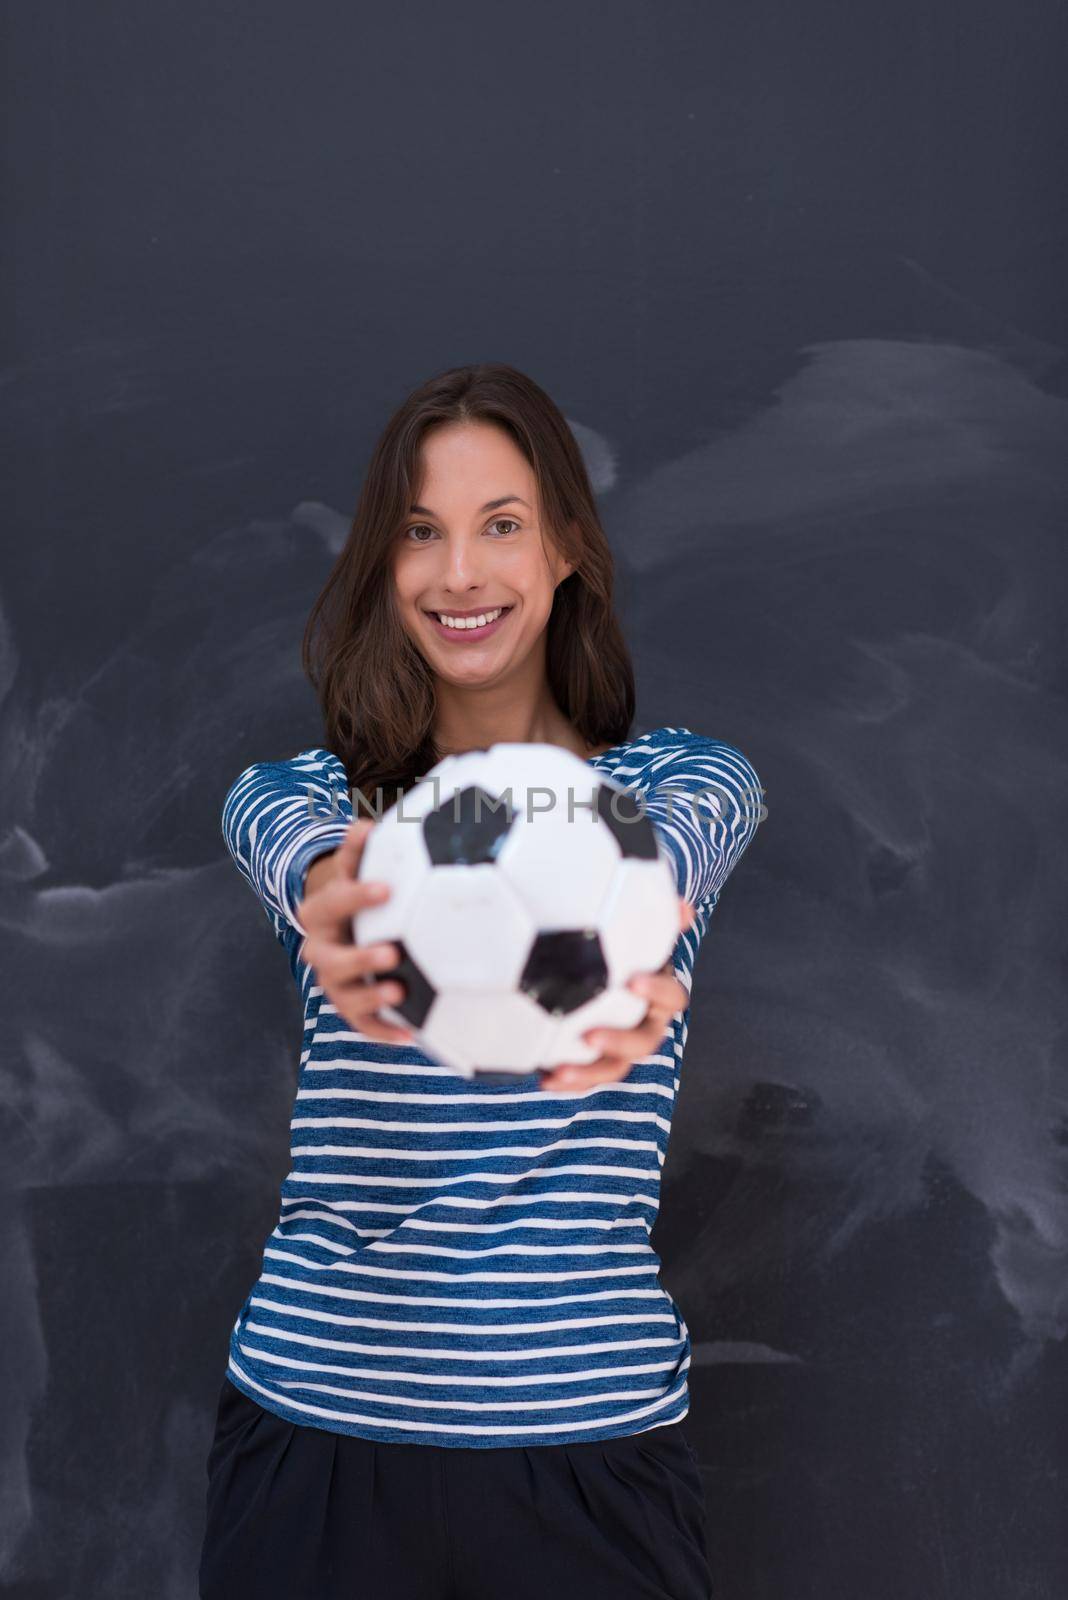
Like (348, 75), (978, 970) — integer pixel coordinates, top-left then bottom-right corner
(408, 495), (531, 517)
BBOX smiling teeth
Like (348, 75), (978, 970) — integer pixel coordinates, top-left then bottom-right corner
(435, 608), (505, 629)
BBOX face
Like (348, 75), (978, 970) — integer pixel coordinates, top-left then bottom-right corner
(392, 420), (574, 685)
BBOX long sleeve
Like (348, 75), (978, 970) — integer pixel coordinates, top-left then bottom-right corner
(220, 747), (354, 946)
(636, 726), (764, 917)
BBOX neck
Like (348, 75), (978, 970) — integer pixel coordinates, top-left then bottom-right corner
(430, 656), (589, 761)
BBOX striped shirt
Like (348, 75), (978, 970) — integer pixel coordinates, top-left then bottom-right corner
(220, 725), (763, 1448)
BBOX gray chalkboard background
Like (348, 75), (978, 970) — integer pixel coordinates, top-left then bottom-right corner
(4, 3), (1067, 1597)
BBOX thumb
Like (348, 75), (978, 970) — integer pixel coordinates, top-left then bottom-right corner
(334, 817), (375, 879)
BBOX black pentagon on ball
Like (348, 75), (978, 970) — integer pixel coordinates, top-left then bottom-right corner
(595, 782), (660, 860)
(374, 939), (436, 1029)
(422, 784), (517, 866)
(519, 928), (608, 1016)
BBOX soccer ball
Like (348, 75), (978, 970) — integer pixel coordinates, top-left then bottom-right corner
(352, 742), (680, 1081)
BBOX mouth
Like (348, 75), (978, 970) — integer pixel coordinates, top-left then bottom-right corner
(423, 605), (514, 642)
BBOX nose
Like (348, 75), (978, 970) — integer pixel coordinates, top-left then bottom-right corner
(438, 530), (489, 592)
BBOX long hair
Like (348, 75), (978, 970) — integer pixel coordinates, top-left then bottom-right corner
(301, 362), (636, 818)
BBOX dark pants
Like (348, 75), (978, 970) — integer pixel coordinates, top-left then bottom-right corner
(198, 1377), (712, 1599)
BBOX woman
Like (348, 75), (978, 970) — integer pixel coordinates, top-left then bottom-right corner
(200, 363), (763, 1599)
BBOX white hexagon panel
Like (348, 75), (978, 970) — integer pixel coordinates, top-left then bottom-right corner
(354, 763), (450, 946)
(597, 855), (681, 988)
(404, 863), (535, 992)
(424, 989), (559, 1078)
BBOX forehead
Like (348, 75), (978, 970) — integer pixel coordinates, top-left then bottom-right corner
(413, 421), (536, 506)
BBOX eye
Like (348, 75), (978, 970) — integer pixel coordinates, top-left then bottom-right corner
(402, 517), (520, 544)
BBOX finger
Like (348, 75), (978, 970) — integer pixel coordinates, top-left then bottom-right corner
(627, 970), (685, 1013)
(679, 896), (697, 934)
(349, 1011), (416, 1046)
(303, 939), (404, 988)
(294, 817), (372, 914)
(365, 1025), (416, 1045)
(539, 1057), (633, 1092)
(580, 1007), (675, 1063)
(322, 975), (414, 1039)
(335, 975), (409, 1014)
(327, 817), (376, 878)
(344, 1010), (415, 1045)
(300, 871), (394, 939)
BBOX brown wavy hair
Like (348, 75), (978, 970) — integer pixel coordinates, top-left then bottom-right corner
(301, 362), (636, 818)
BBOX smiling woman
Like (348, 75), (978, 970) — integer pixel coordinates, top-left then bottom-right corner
(203, 362), (763, 1600)
(390, 420), (583, 723)
(297, 364), (637, 806)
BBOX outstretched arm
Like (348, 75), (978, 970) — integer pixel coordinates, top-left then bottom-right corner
(220, 749), (353, 945)
(638, 727), (764, 916)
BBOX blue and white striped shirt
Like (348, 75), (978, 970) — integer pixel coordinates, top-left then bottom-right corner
(220, 726), (762, 1448)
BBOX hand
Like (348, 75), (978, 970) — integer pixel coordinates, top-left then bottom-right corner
(537, 898), (697, 1093)
(294, 818), (416, 1046)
